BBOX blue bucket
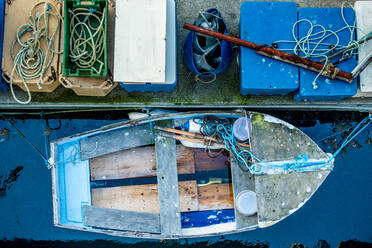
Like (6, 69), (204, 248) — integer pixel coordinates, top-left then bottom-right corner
(182, 8), (233, 78)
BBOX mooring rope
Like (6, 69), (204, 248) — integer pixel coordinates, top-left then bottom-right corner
(4, 1), (63, 104)
(274, 2), (365, 89)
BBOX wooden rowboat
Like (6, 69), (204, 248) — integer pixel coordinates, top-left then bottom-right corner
(50, 110), (333, 239)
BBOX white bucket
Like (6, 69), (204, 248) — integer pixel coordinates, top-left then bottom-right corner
(235, 190), (257, 216)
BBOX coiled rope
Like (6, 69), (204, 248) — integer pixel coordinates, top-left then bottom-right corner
(274, 2), (365, 89)
(68, 7), (105, 74)
(215, 123), (262, 174)
(4, 1), (63, 104)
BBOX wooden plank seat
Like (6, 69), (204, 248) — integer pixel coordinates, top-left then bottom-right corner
(83, 206), (161, 233)
(155, 129), (181, 235)
(80, 124), (153, 160)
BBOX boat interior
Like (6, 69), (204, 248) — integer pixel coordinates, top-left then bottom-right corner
(51, 112), (330, 238)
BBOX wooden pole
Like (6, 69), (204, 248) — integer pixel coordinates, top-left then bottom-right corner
(155, 126), (216, 141)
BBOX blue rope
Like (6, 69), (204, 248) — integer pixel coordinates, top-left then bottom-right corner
(212, 116), (372, 174)
(316, 122), (358, 143)
(216, 124), (262, 174)
(328, 115), (372, 161)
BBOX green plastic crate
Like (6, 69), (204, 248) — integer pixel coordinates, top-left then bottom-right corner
(63, 0), (108, 77)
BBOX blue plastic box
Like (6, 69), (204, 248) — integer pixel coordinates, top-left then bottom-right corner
(294, 8), (357, 101)
(0, 0), (8, 91)
(240, 1), (299, 95)
(120, 0), (177, 93)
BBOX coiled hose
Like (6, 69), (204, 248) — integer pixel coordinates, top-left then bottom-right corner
(68, 7), (105, 75)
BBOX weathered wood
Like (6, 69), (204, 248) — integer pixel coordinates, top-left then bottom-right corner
(255, 170), (330, 227)
(80, 124), (153, 160)
(155, 132), (181, 235)
(91, 181), (235, 213)
(194, 149), (229, 171)
(198, 183), (234, 210)
(90, 145), (195, 180)
(230, 154), (258, 228)
(250, 113), (327, 162)
(91, 181), (198, 213)
(83, 205), (161, 233)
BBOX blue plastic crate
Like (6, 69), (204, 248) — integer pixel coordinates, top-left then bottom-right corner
(294, 8), (357, 101)
(240, 1), (299, 95)
(120, 0), (176, 93)
(0, 0), (8, 91)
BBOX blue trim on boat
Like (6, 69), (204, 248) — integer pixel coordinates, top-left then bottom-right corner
(181, 209), (235, 228)
(57, 139), (91, 227)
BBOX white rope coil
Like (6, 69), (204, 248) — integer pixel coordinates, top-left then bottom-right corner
(4, 1), (63, 104)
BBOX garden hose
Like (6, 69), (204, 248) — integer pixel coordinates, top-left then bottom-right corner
(68, 7), (105, 75)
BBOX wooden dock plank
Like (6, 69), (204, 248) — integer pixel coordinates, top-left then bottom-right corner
(83, 205), (161, 233)
(80, 124), (153, 160)
(155, 133), (181, 235)
(92, 181), (198, 213)
(230, 154), (258, 228)
(90, 145), (195, 180)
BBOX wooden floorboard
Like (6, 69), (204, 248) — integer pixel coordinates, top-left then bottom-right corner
(91, 181), (235, 213)
(198, 183), (234, 210)
(194, 149), (229, 171)
(90, 145), (195, 180)
(91, 181), (199, 213)
(90, 146), (229, 181)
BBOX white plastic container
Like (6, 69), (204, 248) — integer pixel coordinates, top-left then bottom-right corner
(235, 190), (257, 216)
(233, 117), (252, 142)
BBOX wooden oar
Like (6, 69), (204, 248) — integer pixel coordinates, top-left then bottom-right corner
(154, 126), (217, 141)
(159, 132), (226, 149)
(154, 126), (251, 149)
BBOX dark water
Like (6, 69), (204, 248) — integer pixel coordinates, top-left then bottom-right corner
(0, 111), (371, 248)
